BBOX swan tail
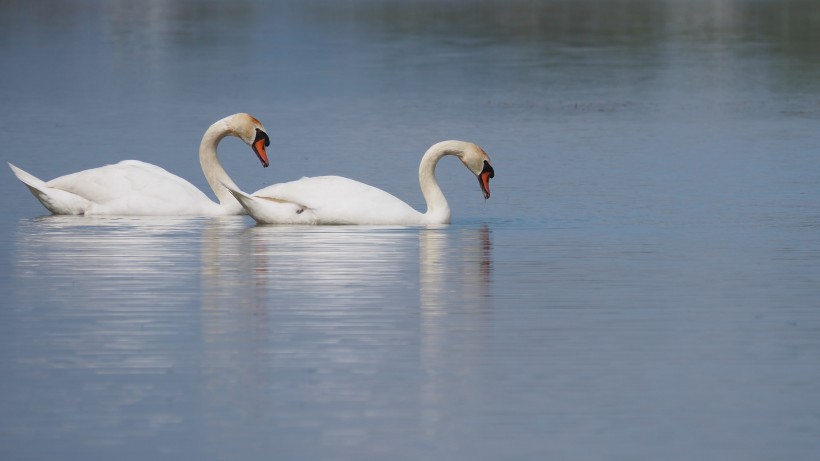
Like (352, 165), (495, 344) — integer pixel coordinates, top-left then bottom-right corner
(223, 184), (274, 222)
(8, 163), (90, 214)
(222, 182), (313, 224)
(8, 162), (46, 188)
(222, 183), (256, 209)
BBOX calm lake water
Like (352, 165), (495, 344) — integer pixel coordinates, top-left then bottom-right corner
(1, 1), (820, 460)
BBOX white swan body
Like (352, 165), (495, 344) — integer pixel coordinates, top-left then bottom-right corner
(226, 140), (494, 225)
(9, 113), (271, 216)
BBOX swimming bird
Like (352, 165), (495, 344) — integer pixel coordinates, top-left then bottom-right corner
(225, 140), (494, 225)
(9, 113), (271, 215)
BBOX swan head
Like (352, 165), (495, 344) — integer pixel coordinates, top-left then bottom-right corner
(444, 141), (494, 199)
(223, 113), (270, 168)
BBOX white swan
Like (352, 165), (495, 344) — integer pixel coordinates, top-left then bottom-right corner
(8, 113), (271, 216)
(225, 140), (494, 225)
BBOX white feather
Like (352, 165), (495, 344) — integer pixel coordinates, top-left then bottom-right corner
(9, 114), (269, 216)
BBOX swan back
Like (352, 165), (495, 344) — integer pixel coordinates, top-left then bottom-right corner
(253, 176), (424, 225)
(50, 161), (225, 215)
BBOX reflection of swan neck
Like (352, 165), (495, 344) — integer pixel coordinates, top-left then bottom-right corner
(419, 229), (447, 311)
(419, 143), (454, 224)
(200, 120), (240, 210)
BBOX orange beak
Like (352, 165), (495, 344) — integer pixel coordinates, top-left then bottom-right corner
(252, 129), (270, 168)
(478, 161), (494, 199)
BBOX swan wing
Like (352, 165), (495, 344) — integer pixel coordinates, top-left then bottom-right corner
(44, 160), (218, 215)
(251, 176), (423, 225)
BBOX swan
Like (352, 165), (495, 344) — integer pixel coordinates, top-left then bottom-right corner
(224, 140), (494, 225)
(8, 113), (271, 216)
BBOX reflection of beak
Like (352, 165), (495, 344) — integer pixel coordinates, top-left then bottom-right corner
(478, 160), (494, 199)
(252, 129), (270, 168)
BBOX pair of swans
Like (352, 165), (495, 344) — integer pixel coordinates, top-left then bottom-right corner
(9, 113), (494, 225)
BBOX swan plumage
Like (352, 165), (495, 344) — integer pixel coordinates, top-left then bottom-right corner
(9, 113), (270, 216)
(227, 140), (494, 225)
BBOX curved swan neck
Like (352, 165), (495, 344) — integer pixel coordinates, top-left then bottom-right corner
(419, 141), (458, 224)
(200, 119), (242, 211)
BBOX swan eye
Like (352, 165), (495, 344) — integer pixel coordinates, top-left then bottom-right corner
(255, 128), (270, 147)
(481, 160), (494, 178)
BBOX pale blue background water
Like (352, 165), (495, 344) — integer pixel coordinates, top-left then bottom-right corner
(1, 1), (819, 460)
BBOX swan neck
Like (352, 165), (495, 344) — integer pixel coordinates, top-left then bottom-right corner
(200, 120), (241, 211)
(419, 145), (452, 224)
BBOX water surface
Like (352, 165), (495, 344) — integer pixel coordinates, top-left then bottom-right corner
(1, 1), (819, 460)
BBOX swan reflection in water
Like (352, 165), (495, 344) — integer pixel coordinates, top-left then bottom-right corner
(14, 215), (491, 322)
(12, 216), (493, 446)
(242, 225), (419, 304)
(418, 225), (492, 435)
(419, 225), (492, 312)
(200, 223), (493, 445)
(11, 215), (223, 374)
(13, 216), (491, 365)
(199, 224), (423, 405)
(9, 215), (233, 444)
(13, 215), (210, 305)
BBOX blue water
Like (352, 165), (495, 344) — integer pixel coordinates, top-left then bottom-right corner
(1, 1), (820, 460)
